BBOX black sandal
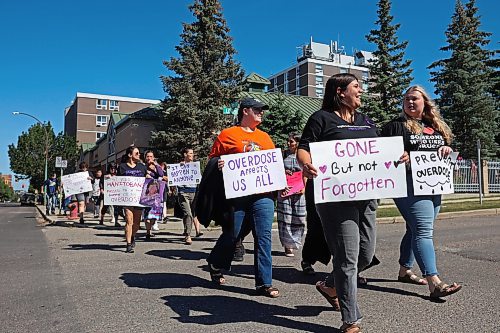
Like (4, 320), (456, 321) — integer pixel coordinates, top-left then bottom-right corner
(209, 265), (226, 285)
(256, 286), (280, 298)
(301, 261), (316, 275)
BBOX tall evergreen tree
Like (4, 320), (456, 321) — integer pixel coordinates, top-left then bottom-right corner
(151, 0), (244, 163)
(259, 93), (304, 150)
(429, 0), (498, 159)
(364, 0), (413, 125)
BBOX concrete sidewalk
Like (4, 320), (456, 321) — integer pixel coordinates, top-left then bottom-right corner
(35, 195), (499, 229)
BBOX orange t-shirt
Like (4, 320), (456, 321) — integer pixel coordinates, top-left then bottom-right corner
(209, 126), (275, 158)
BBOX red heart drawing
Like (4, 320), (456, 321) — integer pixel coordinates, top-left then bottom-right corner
(319, 165), (327, 174)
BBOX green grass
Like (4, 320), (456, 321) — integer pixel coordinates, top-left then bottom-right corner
(377, 199), (500, 218)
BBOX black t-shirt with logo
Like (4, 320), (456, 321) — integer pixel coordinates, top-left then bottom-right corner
(298, 109), (379, 151)
(118, 162), (147, 177)
(381, 116), (445, 151)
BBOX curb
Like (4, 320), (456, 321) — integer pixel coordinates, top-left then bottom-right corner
(376, 208), (499, 224)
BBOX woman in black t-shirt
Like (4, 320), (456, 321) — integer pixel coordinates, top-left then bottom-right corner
(118, 146), (148, 253)
(381, 86), (462, 299)
(297, 74), (379, 333)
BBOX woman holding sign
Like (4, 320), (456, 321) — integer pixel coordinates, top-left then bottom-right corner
(381, 85), (462, 299)
(119, 146), (148, 253)
(206, 97), (279, 298)
(297, 73), (378, 333)
(277, 133), (306, 257)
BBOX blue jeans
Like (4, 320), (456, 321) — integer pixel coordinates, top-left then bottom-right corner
(394, 175), (440, 277)
(207, 194), (275, 288)
(46, 193), (58, 213)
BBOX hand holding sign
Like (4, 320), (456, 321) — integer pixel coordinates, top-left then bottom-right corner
(221, 148), (287, 199)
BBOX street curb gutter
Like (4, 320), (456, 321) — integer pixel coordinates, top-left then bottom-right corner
(376, 208), (499, 224)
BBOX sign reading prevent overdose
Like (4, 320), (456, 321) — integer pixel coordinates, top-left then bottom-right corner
(221, 148), (287, 199)
(166, 162), (201, 186)
(104, 176), (145, 207)
(410, 151), (459, 195)
(310, 137), (407, 203)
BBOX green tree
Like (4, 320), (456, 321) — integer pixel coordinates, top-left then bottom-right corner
(364, 0), (413, 125)
(151, 0), (244, 163)
(429, 0), (498, 159)
(0, 181), (14, 202)
(259, 93), (304, 151)
(8, 123), (80, 190)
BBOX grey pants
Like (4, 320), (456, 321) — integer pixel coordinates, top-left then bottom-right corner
(316, 199), (377, 324)
(178, 192), (195, 236)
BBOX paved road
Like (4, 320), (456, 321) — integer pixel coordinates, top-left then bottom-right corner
(1, 203), (499, 332)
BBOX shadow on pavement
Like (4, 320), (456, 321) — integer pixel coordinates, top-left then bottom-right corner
(65, 243), (125, 252)
(163, 294), (337, 332)
(145, 249), (208, 261)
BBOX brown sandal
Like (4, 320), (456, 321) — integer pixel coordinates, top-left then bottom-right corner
(430, 281), (462, 298)
(398, 273), (428, 285)
(315, 281), (340, 311)
(256, 286), (280, 298)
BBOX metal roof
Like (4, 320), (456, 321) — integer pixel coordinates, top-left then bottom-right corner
(240, 91), (322, 118)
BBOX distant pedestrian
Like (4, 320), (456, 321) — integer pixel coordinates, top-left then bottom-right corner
(381, 85), (462, 299)
(143, 150), (164, 240)
(43, 172), (59, 216)
(91, 169), (103, 219)
(76, 162), (92, 224)
(177, 147), (202, 245)
(100, 163), (119, 226)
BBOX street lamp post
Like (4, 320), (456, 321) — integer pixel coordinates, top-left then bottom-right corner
(12, 112), (49, 205)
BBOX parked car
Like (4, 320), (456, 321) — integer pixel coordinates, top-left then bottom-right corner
(20, 193), (36, 206)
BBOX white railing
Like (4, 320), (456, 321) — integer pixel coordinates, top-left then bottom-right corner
(453, 159), (500, 193)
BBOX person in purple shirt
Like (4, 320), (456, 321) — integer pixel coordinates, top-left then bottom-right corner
(143, 150), (164, 240)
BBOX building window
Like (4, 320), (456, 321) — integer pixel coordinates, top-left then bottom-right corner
(96, 99), (107, 110)
(339, 68), (348, 74)
(315, 63), (323, 74)
(315, 88), (323, 98)
(108, 126), (115, 155)
(315, 76), (323, 86)
(96, 115), (108, 127)
(109, 100), (119, 111)
(362, 71), (369, 81)
(96, 132), (106, 141)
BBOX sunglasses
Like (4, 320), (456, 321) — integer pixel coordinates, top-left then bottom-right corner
(251, 107), (265, 114)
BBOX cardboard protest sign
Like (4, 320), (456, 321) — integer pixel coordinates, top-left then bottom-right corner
(166, 162), (201, 186)
(221, 148), (287, 199)
(310, 137), (407, 203)
(104, 176), (145, 207)
(410, 151), (459, 195)
(281, 171), (304, 198)
(61, 171), (92, 197)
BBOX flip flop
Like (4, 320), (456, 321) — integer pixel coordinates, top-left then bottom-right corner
(315, 281), (340, 311)
(398, 274), (428, 285)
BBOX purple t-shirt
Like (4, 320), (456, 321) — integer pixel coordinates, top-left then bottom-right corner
(118, 162), (147, 177)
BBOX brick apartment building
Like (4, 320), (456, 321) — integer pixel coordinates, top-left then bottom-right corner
(268, 37), (373, 98)
(0, 174), (13, 188)
(64, 92), (160, 145)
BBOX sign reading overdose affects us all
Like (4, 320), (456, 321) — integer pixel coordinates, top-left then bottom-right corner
(410, 151), (459, 195)
(166, 162), (201, 186)
(61, 171), (92, 197)
(104, 176), (145, 207)
(221, 148), (287, 199)
(310, 137), (407, 203)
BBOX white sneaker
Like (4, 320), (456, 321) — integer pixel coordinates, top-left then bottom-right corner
(152, 222), (160, 231)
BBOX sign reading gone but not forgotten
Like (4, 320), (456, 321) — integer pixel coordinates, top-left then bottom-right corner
(310, 137), (407, 203)
(221, 148), (287, 199)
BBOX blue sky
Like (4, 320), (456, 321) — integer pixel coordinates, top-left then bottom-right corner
(1, 0), (498, 189)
